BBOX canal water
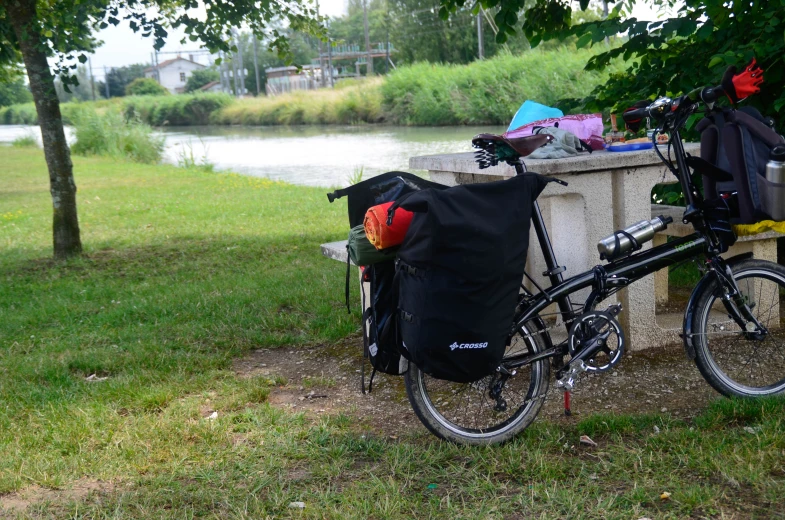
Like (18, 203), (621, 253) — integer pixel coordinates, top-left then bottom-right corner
(0, 124), (504, 187)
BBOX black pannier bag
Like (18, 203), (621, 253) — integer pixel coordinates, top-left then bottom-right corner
(328, 172), (447, 390)
(697, 107), (785, 223)
(391, 173), (549, 383)
(327, 171), (447, 228)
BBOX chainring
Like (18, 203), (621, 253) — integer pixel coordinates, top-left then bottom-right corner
(567, 309), (625, 373)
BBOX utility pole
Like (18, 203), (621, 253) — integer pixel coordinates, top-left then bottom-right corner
(104, 66), (110, 98)
(234, 29), (246, 96)
(316, 0), (327, 88)
(88, 57), (96, 100)
(477, 12), (484, 60)
(252, 34), (261, 95)
(221, 51), (231, 94)
(326, 20), (334, 88)
(231, 38), (239, 97)
(385, 26), (390, 74)
(362, 0), (373, 75)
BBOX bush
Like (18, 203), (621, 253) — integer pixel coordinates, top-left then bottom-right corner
(125, 78), (169, 97)
(123, 93), (233, 126)
(70, 108), (164, 163)
(0, 101), (85, 125)
(0, 77), (33, 107)
(185, 69), (220, 93)
(0, 103), (38, 124)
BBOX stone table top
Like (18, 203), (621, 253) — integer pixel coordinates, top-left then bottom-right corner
(410, 143), (701, 177)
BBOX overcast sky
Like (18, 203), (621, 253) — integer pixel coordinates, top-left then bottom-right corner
(87, 0), (663, 81)
(88, 0), (348, 80)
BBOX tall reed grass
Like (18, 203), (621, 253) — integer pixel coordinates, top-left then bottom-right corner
(381, 48), (626, 125)
(212, 78), (384, 125)
(70, 108), (164, 163)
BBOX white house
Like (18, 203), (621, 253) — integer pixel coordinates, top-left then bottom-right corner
(145, 57), (205, 94)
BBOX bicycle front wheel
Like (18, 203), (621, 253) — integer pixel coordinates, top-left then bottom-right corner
(404, 319), (550, 445)
(693, 259), (785, 397)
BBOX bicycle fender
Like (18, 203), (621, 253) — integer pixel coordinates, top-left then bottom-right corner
(682, 252), (753, 359)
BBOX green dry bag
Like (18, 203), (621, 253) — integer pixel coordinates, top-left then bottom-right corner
(347, 224), (394, 266)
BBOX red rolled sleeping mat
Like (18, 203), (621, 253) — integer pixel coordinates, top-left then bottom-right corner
(364, 201), (414, 250)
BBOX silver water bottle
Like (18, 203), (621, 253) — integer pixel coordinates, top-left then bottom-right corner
(766, 145), (785, 184)
(597, 216), (673, 260)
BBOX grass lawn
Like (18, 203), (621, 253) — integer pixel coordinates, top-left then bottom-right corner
(1, 147), (784, 518)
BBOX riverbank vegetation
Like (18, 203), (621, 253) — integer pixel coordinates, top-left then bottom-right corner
(212, 77), (384, 125)
(0, 47), (618, 128)
(70, 109), (164, 164)
(1, 146), (784, 517)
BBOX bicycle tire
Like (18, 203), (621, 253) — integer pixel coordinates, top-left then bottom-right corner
(404, 319), (550, 445)
(693, 259), (785, 397)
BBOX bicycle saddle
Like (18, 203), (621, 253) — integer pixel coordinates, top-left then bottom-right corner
(472, 133), (554, 169)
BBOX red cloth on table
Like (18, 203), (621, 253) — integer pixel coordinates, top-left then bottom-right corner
(364, 202), (414, 250)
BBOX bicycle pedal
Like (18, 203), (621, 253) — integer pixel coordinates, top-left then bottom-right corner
(556, 360), (587, 391)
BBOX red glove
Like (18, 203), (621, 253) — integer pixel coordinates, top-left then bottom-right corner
(722, 58), (764, 103)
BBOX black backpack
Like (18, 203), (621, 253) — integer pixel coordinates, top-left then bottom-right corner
(327, 172), (447, 391)
(390, 173), (549, 383)
(697, 107), (785, 223)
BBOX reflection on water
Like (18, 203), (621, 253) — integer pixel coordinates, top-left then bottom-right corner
(0, 124), (502, 188)
(160, 125), (502, 187)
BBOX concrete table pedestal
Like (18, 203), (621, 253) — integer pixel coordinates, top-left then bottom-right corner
(411, 145), (695, 351)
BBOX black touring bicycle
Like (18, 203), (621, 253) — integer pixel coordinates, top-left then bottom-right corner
(396, 69), (785, 445)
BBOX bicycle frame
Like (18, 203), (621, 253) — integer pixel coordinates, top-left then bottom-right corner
(505, 126), (731, 371)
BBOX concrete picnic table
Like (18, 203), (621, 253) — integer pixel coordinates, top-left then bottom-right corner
(409, 144), (781, 350)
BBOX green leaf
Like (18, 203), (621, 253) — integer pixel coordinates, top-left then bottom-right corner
(696, 20), (713, 41)
(676, 20), (697, 37)
(77, 55), (87, 64)
(576, 32), (592, 48)
(708, 55), (723, 69)
(44, 30), (53, 38)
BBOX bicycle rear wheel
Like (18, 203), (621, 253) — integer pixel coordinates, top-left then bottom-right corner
(693, 259), (785, 397)
(404, 319), (550, 445)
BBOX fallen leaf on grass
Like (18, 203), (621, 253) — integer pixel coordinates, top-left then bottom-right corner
(579, 435), (597, 447)
(660, 491), (671, 501)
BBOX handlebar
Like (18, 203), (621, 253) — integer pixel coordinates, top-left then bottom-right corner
(622, 83), (726, 130)
(622, 107), (649, 124)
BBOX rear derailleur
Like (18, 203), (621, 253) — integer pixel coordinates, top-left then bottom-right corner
(488, 366), (516, 412)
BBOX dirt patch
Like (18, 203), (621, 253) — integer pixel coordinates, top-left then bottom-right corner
(234, 334), (416, 437)
(541, 341), (717, 423)
(0, 479), (115, 515)
(235, 333), (721, 438)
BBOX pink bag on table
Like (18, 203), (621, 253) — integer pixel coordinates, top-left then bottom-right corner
(505, 113), (605, 150)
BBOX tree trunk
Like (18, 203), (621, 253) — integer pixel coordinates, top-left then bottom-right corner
(7, 0), (82, 259)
